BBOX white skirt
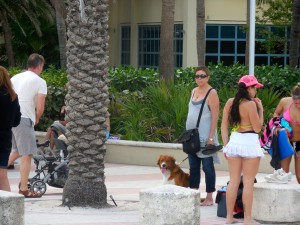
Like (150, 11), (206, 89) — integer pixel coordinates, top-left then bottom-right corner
(223, 132), (265, 158)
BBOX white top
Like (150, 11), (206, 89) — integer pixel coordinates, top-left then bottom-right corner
(11, 70), (47, 124)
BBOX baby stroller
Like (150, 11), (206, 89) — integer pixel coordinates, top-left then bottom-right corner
(28, 123), (69, 196)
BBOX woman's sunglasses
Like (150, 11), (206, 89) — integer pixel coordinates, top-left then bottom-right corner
(195, 74), (208, 79)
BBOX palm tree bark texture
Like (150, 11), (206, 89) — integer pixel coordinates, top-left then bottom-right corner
(159, 0), (175, 82)
(196, 0), (205, 66)
(63, 0), (110, 207)
(289, 0), (300, 67)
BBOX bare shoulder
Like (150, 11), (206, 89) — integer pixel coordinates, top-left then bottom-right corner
(280, 97), (292, 104)
(242, 100), (256, 110)
(210, 88), (218, 96)
(224, 98), (234, 107)
(227, 98), (234, 104)
(191, 87), (197, 94)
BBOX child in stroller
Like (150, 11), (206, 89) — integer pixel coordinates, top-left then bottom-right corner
(27, 123), (69, 196)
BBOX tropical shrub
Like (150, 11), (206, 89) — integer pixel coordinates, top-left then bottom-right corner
(8, 63), (298, 141)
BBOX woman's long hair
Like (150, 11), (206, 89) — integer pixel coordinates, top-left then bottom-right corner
(229, 83), (252, 126)
(0, 66), (17, 101)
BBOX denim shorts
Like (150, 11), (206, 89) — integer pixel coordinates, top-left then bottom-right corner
(0, 147), (11, 168)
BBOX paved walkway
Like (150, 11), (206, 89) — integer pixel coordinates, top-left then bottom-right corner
(7, 161), (297, 225)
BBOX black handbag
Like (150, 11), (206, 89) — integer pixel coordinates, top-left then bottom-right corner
(178, 88), (213, 154)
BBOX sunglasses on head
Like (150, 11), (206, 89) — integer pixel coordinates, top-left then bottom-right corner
(195, 74), (208, 79)
(293, 95), (300, 100)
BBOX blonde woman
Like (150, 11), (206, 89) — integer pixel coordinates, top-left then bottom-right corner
(0, 66), (21, 191)
(221, 75), (264, 225)
(273, 83), (300, 183)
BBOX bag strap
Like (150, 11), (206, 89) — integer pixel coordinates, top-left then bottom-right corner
(195, 88), (213, 128)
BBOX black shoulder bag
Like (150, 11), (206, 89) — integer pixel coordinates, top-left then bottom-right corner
(178, 88), (213, 154)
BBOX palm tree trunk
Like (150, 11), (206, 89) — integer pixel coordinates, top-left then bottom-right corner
(0, 10), (15, 67)
(289, 0), (300, 67)
(159, 0), (175, 82)
(63, 0), (110, 208)
(50, 0), (67, 68)
(196, 0), (205, 66)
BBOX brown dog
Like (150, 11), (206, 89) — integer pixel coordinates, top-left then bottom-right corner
(157, 155), (190, 188)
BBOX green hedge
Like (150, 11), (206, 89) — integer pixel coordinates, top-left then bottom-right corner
(9, 64), (300, 140)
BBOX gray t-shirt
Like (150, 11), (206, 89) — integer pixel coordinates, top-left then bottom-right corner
(186, 90), (220, 159)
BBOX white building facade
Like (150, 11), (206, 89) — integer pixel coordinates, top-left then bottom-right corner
(108, 0), (290, 68)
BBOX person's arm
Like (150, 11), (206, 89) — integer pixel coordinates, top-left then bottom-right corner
(248, 99), (264, 133)
(221, 98), (233, 146)
(106, 115), (111, 131)
(207, 90), (219, 144)
(273, 98), (286, 117)
(59, 105), (67, 125)
(13, 97), (21, 127)
(35, 93), (46, 125)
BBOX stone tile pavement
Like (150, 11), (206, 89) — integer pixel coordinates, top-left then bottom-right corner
(7, 161), (296, 225)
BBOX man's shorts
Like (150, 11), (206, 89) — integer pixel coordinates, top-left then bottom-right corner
(12, 118), (37, 155)
(0, 147), (11, 168)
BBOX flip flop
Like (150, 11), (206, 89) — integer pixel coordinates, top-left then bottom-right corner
(202, 144), (223, 155)
(19, 189), (42, 198)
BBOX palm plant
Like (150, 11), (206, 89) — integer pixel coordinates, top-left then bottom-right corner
(50, 0), (67, 68)
(63, 0), (110, 207)
(257, 88), (282, 124)
(0, 0), (54, 66)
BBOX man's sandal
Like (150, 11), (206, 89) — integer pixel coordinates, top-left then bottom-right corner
(19, 189), (42, 198)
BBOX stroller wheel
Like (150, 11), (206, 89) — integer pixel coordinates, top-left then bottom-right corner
(31, 180), (47, 196)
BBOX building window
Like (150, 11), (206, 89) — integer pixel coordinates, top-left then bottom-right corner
(138, 24), (183, 69)
(121, 26), (131, 65)
(205, 24), (290, 66)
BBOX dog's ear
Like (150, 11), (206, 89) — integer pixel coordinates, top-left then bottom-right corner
(170, 157), (176, 168)
(157, 155), (162, 166)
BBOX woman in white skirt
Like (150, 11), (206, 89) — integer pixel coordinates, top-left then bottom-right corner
(221, 75), (264, 225)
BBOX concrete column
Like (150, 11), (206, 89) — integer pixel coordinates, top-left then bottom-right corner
(108, 0), (120, 66)
(0, 191), (24, 225)
(140, 185), (200, 225)
(253, 182), (300, 224)
(182, 0), (198, 68)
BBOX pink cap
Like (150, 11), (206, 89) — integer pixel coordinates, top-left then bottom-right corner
(238, 75), (263, 88)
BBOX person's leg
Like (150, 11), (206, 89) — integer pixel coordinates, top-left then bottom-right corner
(188, 153), (201, 189)
(281, 156), (292, 173)
(7, 133), (20, 169)
(13, 118), (40, 197)
(201, 156), (215, 206)
(241, 157), (260, 225)
(226, 157), (242, 224)
(19, 154), (33, 191)
(0, 147), (12, 191)
(0, 169), (11, 191)
(7, 151), (21, 168)
(49, 129), (58, 150)
(295, 152), (300, 183)
(40, 127), (52, 153)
